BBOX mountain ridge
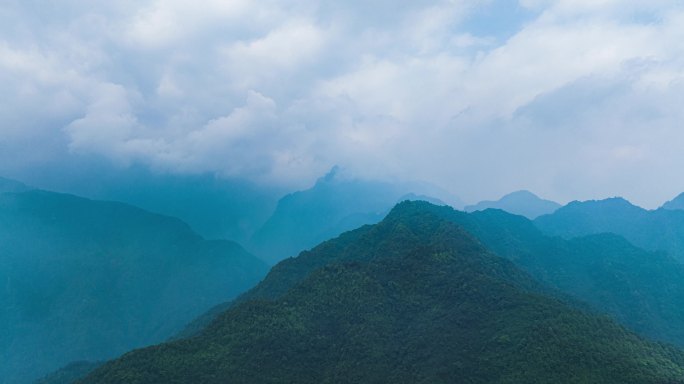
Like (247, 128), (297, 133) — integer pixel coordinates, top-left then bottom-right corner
(386, 202), (684, 348)
(534, 197), (684, 263)
(77, 201), (684, 384)
(184, 200), (684, 349)
(0, 176), (31, 194)
(0, 188), (269, 384)
(250, 168), (460, 264)
(661, 192), (684, 211)
(465, 190), (561, 219)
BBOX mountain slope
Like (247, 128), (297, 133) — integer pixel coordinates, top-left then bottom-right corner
(15, 164), (283, 243)
(54, 169), (282, 244)
(371, 203), (684, 348)
(0, 190), (269, 384)
(250, 167), (459, 264)
(534, 198), (684, 262)
(35, 362), (104, 384)
(79, 202), (684, 384)
(0, 176), (30, 193)
(662, 193), (684, 211)
(465, 190), (561, 219)
(188, 202), (684, 349)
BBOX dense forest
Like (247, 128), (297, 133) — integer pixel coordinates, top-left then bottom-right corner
(77, 202), (684, 384)
(402, 203), (684, 347)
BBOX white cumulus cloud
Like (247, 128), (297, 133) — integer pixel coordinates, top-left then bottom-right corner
(2, 0), (684, 206)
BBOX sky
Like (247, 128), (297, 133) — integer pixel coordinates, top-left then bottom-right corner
(2, 0), (684, 207)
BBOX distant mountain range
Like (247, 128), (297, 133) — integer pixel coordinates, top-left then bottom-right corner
(9, 159), (288, 244)
(0, 188), (268, 384)
(534, 197), (684, 263)
(464, 190), (561, 219)
(0, 176), (31, 193)
(37, 168), (283, 245)
(10, 174), (684, 383)
(250, 168), (459, 264)
(662, 192), (684, 211)
(77, 202), (684, 384)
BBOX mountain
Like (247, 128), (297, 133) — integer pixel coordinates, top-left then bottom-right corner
(0, 189), (269, 384)
(250, 167), (460, 264)
(662, 193), (684, 211)
(409, 205), (684, 348)
(398, 192), (447, 206)
(179, 201), (684, 350)
(14, 164), (283, 244)
(35, 362), (104, 384)
(534, 197), (684, 262)
(0, 176), (31, 193)
(78, 202), (684, 384)
(464, 190), (561, 219)
(81, 171), (282, 244)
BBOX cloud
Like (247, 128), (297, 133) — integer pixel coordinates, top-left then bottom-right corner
(65, 82), (145, 163)
(2, 1), (684, 206)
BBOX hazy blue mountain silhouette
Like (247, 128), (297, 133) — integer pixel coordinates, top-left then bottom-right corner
(464, 190), (561, 219)
(0, 176), (31, 194)
(250, 167), (460, 264)
(0, 188), (268, 384)
(13, 164), (283, 244)
(662, 192), (684, 211)
(534, 197), (684, 263)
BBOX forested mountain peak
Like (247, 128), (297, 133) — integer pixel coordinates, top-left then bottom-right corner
(78, 201), (684, 384)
